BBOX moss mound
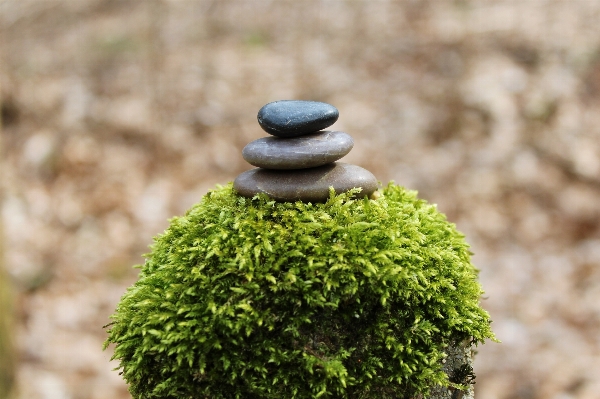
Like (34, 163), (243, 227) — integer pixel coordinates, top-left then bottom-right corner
(105, 183), (495, 399)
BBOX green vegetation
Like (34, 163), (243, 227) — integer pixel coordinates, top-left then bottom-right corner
(0, 238), (16, 399)
(105, 182), (495, 398)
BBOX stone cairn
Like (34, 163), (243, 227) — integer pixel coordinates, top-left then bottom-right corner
(234, 100), (378, 202)
(234, 101), (475, 399)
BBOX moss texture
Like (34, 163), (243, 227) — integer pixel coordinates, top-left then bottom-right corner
(105, 183), (495, 399)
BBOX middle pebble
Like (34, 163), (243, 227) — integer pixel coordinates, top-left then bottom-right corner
(242, 130), (354, 170)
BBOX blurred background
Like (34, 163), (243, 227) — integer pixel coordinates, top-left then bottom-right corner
(1, 1), (600, 398)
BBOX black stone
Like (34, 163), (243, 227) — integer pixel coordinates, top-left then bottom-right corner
(242, 131), (354, 170)
(257, 100), (339, 138)
(233, 163), (378, 202)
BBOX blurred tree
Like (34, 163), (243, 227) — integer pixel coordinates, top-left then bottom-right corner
(0, 92), (16, 398)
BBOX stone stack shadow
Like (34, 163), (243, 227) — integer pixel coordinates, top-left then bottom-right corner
(234, 100), (378, 202)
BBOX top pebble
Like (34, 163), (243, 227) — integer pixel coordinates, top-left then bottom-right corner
(257, 100), (339, 138)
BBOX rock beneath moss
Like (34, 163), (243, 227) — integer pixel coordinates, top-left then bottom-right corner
(105, 183), (495, 399)
(427, 340), (475, 399)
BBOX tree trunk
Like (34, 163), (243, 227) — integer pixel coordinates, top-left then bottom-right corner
(0, 87), (16, 399)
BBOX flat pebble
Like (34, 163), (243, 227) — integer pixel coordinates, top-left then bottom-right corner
(257, 100), (339, 138)
(233, 162), (378, 202)
(242, 131), (354, 170)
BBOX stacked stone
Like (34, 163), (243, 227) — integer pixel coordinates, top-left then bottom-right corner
(234, 100), (378, 202)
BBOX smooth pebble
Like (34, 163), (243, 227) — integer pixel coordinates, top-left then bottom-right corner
(233, 162), (378, 202)
(242, 131), (354, 170)
(257, 100), (339, 138)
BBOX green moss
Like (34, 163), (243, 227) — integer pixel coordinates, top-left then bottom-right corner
(105, 182), (495, 399)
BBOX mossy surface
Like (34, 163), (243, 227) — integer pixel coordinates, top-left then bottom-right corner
(105, 183), (495, 399)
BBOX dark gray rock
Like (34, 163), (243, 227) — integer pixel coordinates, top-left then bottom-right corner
(233, 163), (378, 202)
(242, 131), (354, 170)
(257, 100), (339, 138)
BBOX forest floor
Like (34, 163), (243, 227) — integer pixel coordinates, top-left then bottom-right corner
(2, 1), (600, 398)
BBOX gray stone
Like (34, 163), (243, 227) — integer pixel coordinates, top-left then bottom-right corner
(233, 163), (378, 202)
(242, 131), (354, 170)
(428, 340), (475, 399)
(257, 100), (339, 138)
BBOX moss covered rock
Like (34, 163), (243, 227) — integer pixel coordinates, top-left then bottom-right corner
(105, 183), (495, 398)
